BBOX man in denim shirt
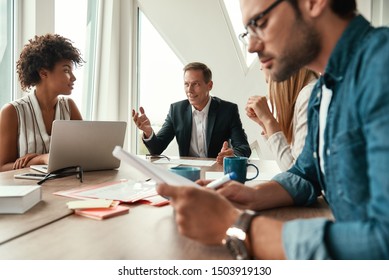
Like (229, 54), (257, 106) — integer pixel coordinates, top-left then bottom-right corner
(157, 0), (389, 259)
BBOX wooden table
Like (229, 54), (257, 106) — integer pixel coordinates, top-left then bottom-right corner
(0, 158), (332, 259)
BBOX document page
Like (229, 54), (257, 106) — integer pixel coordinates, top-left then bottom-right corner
(112, 146), (199, 187)
(74, 180), (157, 202)
(153, 158), (215, 166)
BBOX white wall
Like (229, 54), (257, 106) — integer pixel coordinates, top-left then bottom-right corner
(15, 0), (55, 98)
(371, 0), (389, 26)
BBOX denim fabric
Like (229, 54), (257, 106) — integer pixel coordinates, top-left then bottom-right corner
(274, 15), (389, 259)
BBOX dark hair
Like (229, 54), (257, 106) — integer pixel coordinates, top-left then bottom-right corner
(286, 0), (356, 19)
(183, 62), (212, 83)
(16, 33), (84, 91)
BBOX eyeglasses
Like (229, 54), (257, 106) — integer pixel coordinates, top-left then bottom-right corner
(37, 165), (84, 185)
(239, 0), (284, 45)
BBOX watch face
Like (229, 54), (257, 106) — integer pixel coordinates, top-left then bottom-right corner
(225, 236), (249, 260)
(224, 210), (257, 260)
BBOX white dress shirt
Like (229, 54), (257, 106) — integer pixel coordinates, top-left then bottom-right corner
(189, 97), (211, 157)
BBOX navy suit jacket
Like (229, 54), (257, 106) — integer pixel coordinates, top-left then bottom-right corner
(143, 96), (251, 158)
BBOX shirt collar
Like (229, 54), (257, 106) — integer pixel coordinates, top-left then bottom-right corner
(324, 15), (372, 87)
(191, 96), (212, 115)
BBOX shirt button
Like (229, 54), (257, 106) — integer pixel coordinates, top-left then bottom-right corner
(313, 152), (317, 158)
(326, 149), (330, 156)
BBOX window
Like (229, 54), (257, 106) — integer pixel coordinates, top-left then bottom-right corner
(0, 0), (99, 116)
(136, 9), (184, 155)
(0, 0), (15, 108)
(223, 0), (257, 67)
(55, 0), (99, 120)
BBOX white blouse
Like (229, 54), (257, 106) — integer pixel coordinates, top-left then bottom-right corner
(264, 79), (317, 171)
(11, 92), (71, 157)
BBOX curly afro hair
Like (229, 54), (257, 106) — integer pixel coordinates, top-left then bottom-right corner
(16, 33), (84, 91)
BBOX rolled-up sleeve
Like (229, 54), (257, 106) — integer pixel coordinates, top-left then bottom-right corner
(272, 171), (319, 206)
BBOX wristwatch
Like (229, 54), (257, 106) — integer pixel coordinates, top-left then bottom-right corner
(223, 209), (258, 260)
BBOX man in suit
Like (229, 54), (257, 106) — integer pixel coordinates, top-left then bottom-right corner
(132, 62), (251, 163)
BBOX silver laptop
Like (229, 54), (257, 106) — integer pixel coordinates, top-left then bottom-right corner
(31, 120), (127, 173)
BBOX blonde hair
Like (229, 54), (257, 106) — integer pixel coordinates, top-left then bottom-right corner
(268, 68), (318, 143)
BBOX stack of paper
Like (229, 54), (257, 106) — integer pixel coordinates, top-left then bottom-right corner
(54, 179), (169, 206)
(66, 199), (129, 220)
(74, 206), (129, 220)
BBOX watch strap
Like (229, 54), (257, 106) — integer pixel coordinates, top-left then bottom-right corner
(224, 209), (258, 260)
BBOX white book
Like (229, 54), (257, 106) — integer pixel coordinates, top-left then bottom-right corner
(0, 185), (42, 214)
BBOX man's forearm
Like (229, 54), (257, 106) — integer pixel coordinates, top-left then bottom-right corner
(250, 216), (286, 259)
(252, 181), (294, 210)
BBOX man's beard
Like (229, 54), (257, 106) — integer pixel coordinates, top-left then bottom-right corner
(272, 19), (321, 82)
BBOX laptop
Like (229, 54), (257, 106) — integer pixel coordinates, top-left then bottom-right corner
(31, 120), (127, 174)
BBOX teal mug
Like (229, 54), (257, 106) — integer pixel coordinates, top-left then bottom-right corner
(169, 166), (201, 182)
(223, 156), (259, 184)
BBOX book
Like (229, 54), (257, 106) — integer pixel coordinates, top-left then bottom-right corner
(74, 205), (129, 220)
(0, 185), (42, 214)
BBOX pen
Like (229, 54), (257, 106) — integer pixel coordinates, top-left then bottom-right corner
(206, 172), (237, 189)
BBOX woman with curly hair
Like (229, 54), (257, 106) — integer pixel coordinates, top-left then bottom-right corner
(0, 34), (84, 171)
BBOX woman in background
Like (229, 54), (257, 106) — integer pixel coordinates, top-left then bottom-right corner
(0, 34), (84, 171)
(246, 67), (318, 171)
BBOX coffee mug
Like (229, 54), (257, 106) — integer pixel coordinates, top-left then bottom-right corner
(169, 166), (201, 181)
(223, 156), (259, 183)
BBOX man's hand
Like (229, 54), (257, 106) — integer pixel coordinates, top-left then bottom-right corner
(132, 107), (153, 138)
(217, 181), (260, 210)
(195, 179), (260, 209)
(216, 141), (234, 164)
(156, 184), (239, 245)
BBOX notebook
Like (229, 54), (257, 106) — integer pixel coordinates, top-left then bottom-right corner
(31, 120), (127, 173)
(74, 205), (129, 220)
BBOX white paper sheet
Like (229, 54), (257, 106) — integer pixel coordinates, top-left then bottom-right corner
(74, 180), (158, 202)
(112, 146), (199, 187)
(153, 158), (216, 166)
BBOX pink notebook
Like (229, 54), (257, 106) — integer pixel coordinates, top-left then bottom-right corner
(74, 205), (129, 220)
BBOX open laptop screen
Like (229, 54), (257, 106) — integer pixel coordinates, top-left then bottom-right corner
(31, 120), (127, 173)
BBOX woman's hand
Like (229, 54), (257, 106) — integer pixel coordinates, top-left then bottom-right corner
(246, 96), (280, 137)
(12, 153), (49, 169)
(13, 153), (39, 169)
